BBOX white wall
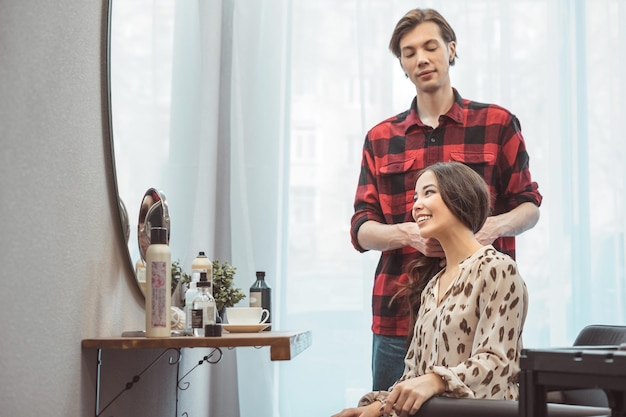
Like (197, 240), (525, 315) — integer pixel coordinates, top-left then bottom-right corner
(0, 1), (177, 415)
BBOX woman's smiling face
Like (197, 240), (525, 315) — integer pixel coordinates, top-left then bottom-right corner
(412, 170), (457, 238)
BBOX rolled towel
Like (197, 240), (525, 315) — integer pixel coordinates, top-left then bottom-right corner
(170, 306), (186, 330)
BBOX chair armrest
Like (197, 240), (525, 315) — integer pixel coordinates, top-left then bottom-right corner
(411, 397), (610, 417)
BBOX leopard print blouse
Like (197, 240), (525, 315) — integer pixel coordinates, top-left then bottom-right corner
(359, 245), (528, 408)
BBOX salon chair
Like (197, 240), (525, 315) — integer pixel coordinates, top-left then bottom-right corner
(413, 396), (609, 417)
(550, 324), (626, 407)
(410, 324), (626, 417)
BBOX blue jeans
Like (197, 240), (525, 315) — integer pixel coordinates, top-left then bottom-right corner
(372, 334), (407, 391)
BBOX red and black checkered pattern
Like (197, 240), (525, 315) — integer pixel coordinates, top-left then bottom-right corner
(350, 89), (542, 337)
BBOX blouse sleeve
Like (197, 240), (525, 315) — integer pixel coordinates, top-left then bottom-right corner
(431, 254), (528, 399)
(357, 390), (390, 408)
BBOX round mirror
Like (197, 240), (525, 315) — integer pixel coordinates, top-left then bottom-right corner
(108, 0), (177, 297)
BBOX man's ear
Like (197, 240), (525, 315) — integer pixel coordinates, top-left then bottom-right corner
(448, 41), (457, 64)
(398, 59), (408, 77)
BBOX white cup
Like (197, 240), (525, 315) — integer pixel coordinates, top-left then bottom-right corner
(225, 307), (270, 325)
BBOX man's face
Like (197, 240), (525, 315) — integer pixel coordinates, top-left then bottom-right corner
(399, 21), (456, 94)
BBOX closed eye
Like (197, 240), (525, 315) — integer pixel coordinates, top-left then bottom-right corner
(424, 40), (439, 52)
(413, 187), (436, 202)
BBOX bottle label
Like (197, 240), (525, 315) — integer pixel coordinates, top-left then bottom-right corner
(191, 309), (203, 329)
(204, 305), (216, 325)
(191, 306), (216, 329)
(250, 289), (270, 308)
(150, 261), (167, 328)
(250, 287), (271, 331)
(191, 268), (207, 283)
(185, 287), (199, 332)
(250, 292), (262, 308)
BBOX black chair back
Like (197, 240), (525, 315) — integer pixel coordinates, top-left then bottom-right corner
(561, 324), (626, 407)
(573, 324), (626, 347)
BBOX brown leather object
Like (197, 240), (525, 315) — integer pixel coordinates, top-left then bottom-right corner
(412, 396), (609, 417)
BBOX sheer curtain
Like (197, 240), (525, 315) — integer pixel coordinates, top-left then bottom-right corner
(272, 0), (626, 415)
(113, 0), (626, 416)
(111, 1), (239, 416)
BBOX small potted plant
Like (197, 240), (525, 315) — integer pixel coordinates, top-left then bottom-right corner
(170, 259), (192, 308)
(212, 260), (246, 315)
(171, 259), (191, 294)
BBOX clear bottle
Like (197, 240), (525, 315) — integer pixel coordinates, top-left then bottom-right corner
(184, 280), (199, 336)
(191, 251), (213, 294)
(250, 271), (272, 331)
(191, 272), (216, 336)
(145, 227), (171, 338)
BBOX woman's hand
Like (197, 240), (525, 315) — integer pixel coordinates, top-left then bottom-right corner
(381, 374), (445, 417)
(331, 401), (382, 417)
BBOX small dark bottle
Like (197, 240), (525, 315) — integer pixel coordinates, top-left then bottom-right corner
(250, 271), (272, 330)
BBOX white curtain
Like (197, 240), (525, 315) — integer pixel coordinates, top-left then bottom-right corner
(244, 1), (626, 415)
(112, 0), (626, 416)
(111, 1), (239, 416)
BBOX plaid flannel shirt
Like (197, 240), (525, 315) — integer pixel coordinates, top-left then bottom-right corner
(350, 89), (542, 336)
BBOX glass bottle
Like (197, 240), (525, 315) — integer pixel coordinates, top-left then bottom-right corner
(191, 272), (216, 336)
(250, 271), (272, 330)
(184, 279), (199, 336)
(191, 251), (213, 293)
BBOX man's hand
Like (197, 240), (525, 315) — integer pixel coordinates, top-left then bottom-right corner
(398, 222), (445, 258)
(473, 216), (500, 246)
(475, 202), (540, 245)
(358, 220), (444, 258)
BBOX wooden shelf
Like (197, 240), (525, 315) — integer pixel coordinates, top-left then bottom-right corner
(82, 330), (312, 361)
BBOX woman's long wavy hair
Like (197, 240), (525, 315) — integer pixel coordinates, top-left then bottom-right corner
(395, 162), (491, 343)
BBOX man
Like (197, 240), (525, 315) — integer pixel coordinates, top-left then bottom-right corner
(350, 8), (542, 391)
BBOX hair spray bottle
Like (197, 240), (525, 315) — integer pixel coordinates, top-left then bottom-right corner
(145, 227), (171, 337)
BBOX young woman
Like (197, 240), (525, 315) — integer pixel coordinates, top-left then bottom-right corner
(335, 162), (528, 417)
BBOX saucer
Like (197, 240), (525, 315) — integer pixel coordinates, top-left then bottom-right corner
(221, 323), (270, 333)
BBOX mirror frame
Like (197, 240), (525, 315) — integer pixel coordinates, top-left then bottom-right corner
(106, 0), (145, 297)
(107, 0), (178, 298)
(118, 198), (130, 244)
